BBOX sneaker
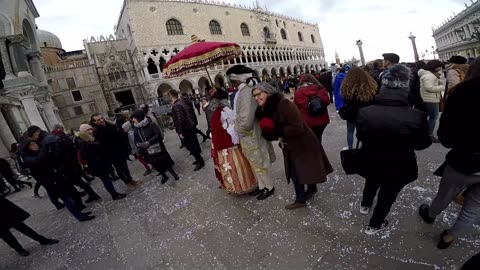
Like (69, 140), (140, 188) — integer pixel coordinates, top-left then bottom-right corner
(418, 204), (435, 224)
(360, 206), (370, 215)
(365, 221), (389, 235)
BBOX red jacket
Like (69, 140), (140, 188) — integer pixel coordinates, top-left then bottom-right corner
(294, 84), (330, 127)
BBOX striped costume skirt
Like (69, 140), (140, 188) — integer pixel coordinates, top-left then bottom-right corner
(214, 145), (257, 194)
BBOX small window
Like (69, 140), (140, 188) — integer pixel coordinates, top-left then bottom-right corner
(166, 19), (184, 35)
(66, 77), (76, 90)
(73, 106), (84, 116)
(280, 29), (287, 40)
(72, 90), (83, 102)
(209, 20), (222, 35)
(298, 32), (303, 42)
(311, 34), (315, 43)
(263, 27), (271, 39)
(240, 23), (250, 36)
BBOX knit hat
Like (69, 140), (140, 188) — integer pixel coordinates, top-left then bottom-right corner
(382, 53), (400, 64)
(26, 125), (42, 138)
(448, 55), (468, 64)
(79, 124), (93, 133)
(131, 110), (146, 121)
(381, 64), (411, 89)
(252, 82), (276, 96)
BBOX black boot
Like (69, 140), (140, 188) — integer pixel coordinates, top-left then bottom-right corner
(169, 169), (180, 180)
(160, 174), (169, 184)
(16, 248), (30, 256)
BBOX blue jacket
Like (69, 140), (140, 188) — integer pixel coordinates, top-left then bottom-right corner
(333, 72), (346, 110)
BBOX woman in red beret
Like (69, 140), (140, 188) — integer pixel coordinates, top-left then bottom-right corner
(253, 82), (333, 209)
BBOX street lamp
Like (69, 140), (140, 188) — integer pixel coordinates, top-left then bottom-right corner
(355, 39), (366, 66)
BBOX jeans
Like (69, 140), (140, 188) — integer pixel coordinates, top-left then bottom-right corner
(112, 159), (133, 184)
(361, 177), (409, 228)
(97, 171), (120, 198)
(429, 165), (480, 218)
(0, 222), (48, 252)
(347, 121), (356, 149)
(424, 102), (439, 135)
(450, 183), (480, 237)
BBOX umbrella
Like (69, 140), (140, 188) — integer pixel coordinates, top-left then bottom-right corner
(162, 35), (242, 83)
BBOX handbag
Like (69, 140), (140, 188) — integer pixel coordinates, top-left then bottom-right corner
(147, 143), (162, 155)
(340, 141), (363, 175)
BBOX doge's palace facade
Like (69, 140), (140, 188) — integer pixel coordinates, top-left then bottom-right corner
(114, 0), (327, 101)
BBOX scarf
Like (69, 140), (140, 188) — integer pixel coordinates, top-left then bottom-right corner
(134, 117), (149, 128)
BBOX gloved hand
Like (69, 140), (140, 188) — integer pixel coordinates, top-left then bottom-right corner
(259, 118), (275, 134)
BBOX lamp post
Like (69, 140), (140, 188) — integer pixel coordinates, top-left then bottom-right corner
(356, 39), (366, 66)
(408, 32), (420, 62)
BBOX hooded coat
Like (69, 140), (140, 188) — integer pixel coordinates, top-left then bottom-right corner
(294, 84), (331, 127)
(418, 69), (444, 103)
(356, 67), (432, 182)
(256, 93), (333, 185)
(333, 71), (346, 110)
(446, 64), (469, 94)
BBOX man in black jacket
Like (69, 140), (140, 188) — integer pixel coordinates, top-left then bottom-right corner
(90, 113), (140, 188)
(318, 69), (334, 103)
(181, 94), (209, 142)
(418, 75), (480, 249)
(169, 90), (204, 171)
(356, 64), (431, 235)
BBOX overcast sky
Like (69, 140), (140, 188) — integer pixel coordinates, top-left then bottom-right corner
(35, 0), (467, 63)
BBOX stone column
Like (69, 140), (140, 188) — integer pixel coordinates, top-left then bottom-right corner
(0, 37), (16, 80)
(17, 87), (47, 130)
(39, 94), (62, 129)
(10, 106), (28, 133)
(27, 51), (48, 86)
(7, 35), (32, 77)
(19, 106), (31, 127)
(0, 108), (17, 146)
(143, 65), (150, 80)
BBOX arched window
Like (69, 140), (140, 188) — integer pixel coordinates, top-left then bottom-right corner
(166, 19), (184, 35)
(147, 58), (158, 74)
(298, 32), (303, 42)
(240, 23), (250, 36)
(311, 34), (315, 43)
(209, 20), (222, 35)
(283, 21), (286, 28)
(275, 20), (279, 27)
(263, 27), (271, 39)
(108, 62), (127, 82)
(280, 29), (287, 40)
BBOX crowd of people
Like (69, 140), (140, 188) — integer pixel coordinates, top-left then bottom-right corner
(0, 55), (479, 268)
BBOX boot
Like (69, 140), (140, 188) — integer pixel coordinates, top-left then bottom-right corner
(160, 174), (169, 184)
(169, 169), (180, 180)
(78, 215), (96, 222)
(16, 248), (30, 256)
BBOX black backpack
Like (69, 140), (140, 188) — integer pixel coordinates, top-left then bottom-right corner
(307, 94), (326, 117)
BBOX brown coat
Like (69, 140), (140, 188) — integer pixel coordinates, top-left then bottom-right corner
(257, 93), (333, 185)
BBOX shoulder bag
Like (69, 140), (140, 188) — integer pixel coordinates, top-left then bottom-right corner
(340, 141), (363, 175)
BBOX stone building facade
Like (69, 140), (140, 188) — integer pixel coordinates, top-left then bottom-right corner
(114, 0), (327, 100)
(0, 0), (62, 158)
(433, 0), (480, 61)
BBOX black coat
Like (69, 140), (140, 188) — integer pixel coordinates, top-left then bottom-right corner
(319, 72), (333, 93)
(77, 133), (110, 176)
(438, 77), (480, 175)
(171, 99), (195, 134)
(356, 86), (432, 182)
(92, 123), (130, 160)
(0, 197), (30, 230)
(133, 119), (174, 172)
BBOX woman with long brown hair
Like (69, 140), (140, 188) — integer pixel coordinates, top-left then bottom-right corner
(339, 67), (377, 149)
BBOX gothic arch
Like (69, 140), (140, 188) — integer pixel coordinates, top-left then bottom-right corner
(287, 66), (292, 75)
(22, 18), (37, 51)
(271, 67), (278, 78)
(157, 83), (174, 97)
(279, 67), (285, 78)
(214, 74), (225, 88)
(179, 79), (195, 94)
(198, 77), (210, 94)
(0, 12), (14, 36)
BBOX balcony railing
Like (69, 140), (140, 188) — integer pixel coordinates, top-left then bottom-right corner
(43, 60), (92, 72)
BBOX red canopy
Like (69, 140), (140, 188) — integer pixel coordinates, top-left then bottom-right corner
(162, 41), (242, 78)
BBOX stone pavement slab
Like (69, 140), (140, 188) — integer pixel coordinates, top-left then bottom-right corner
(0, 106), (478, 270)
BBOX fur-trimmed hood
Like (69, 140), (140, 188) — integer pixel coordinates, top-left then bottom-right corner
(449, 64), (469, 76)
(381, 64), (411, 89)
(76, 131), (95, 142)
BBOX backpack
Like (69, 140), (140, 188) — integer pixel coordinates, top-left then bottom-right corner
(307, 94), (326, 117)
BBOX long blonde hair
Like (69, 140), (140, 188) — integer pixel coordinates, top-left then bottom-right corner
(341, 67), (378, 102)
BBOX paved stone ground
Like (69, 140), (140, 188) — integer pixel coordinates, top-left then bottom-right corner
(1, 105), (479, 270)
